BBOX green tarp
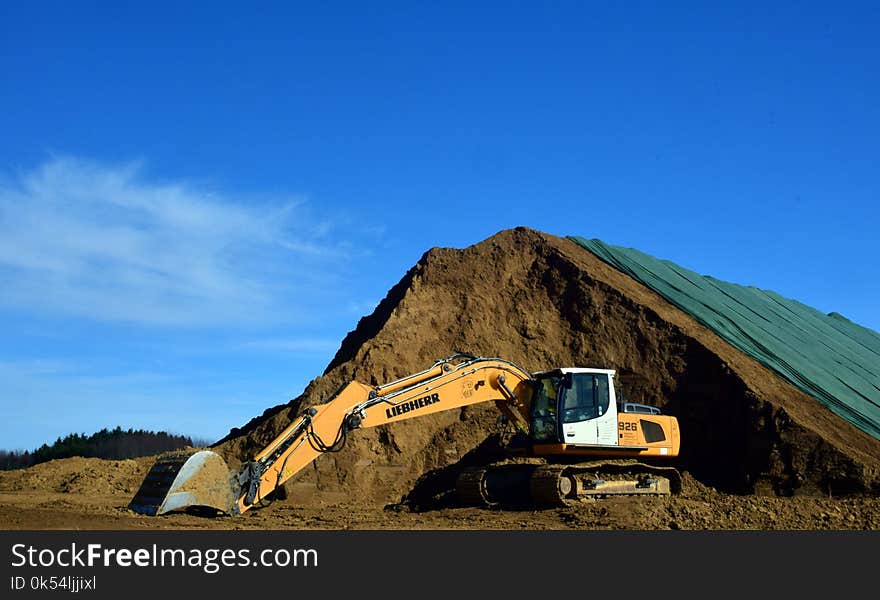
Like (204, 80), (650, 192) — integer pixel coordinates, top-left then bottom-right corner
(568, 236), (880, 440)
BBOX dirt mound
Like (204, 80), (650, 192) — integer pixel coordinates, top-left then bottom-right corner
(0, 457), (151, 495)
(214, 227), (880, 506)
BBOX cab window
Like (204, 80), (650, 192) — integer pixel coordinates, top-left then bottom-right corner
(561, 373), (610, 424)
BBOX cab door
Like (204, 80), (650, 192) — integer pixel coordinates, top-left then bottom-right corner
(560, 373), (616, 446)
(595, 374), (618, 445)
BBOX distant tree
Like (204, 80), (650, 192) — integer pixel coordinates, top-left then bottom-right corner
(0, 427), (200, 470)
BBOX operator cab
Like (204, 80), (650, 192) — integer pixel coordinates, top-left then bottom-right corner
(529, 368), (620, 446)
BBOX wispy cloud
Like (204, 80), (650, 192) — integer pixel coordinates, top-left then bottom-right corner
(0, 359), (82, 378)
(0, 157), (350, 326)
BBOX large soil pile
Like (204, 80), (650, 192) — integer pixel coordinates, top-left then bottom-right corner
(214, 227), (880, 507)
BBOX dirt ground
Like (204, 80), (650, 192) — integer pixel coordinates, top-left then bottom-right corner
(2, 455), (879, 530)
(3, 483), (879, 531)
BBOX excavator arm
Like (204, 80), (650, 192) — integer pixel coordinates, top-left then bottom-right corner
(129, 354), (536, 516)
(233, 354), (534, 514)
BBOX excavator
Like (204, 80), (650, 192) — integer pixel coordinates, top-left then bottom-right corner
(129, 353), (681, 516)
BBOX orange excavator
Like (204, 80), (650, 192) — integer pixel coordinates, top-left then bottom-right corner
(129, 353), (681, 516)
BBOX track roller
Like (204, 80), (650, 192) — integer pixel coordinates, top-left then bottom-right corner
(455, 467), (493, 506)
(529, 465), (574, 506)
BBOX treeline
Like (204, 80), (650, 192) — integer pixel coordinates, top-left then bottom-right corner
(0, 427), (208, 470)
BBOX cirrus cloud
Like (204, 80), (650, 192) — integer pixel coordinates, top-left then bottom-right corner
(0, 157), (351, 326)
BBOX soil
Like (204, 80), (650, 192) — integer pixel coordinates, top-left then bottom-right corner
(3, 227), (879, 530)
(1, 460), (879, 530)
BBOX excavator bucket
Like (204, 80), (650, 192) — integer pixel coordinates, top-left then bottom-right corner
(128, 450), (239, 516)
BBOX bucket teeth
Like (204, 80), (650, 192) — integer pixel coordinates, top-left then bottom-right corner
(129, 450), (238, 516)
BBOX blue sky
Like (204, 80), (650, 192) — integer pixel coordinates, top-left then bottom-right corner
(1, 2), (878, 450)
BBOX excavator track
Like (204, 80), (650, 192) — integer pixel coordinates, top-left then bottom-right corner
(455, 467), (494, 506)
(455, 460), (681, 507)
